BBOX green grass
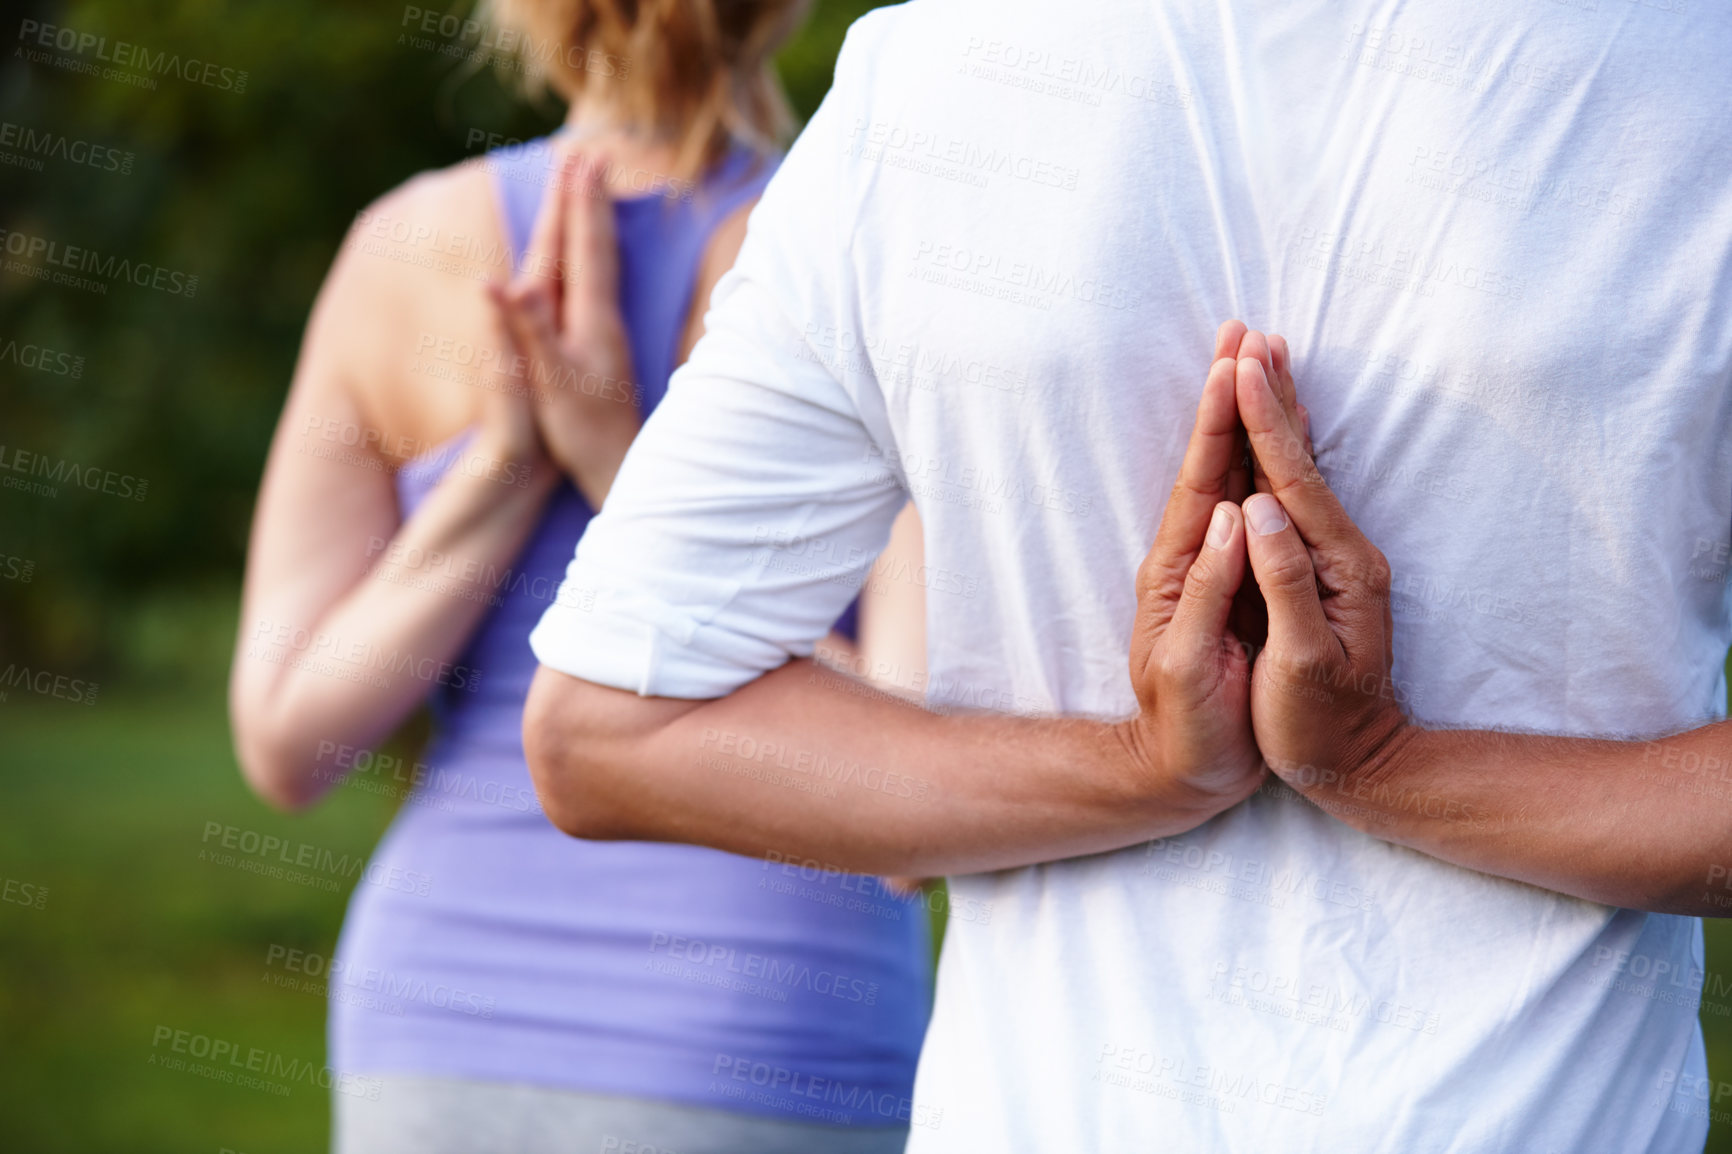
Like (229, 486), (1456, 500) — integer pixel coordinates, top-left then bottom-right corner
(0, 688), (398, 1154)
(1, 688), (1728, 1150)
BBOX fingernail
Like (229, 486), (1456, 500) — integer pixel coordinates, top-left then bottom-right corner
(1207, 504), (1232, 548)
(1245, 494), (1289, 535)
(1241, 354), (1272, 392)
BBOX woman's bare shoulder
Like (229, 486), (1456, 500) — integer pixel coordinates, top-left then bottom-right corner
(312, 157), (509, 453)
(677, 196), (759, 362)
(349, 157), (505, 264)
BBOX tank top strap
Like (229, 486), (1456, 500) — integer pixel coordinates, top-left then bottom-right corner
(485, 136), (780, 272)
(687, 145), (780, 236)
(485, 136), (563, 270)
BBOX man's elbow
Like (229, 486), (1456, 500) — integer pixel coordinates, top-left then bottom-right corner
(522, 666), (635, 840)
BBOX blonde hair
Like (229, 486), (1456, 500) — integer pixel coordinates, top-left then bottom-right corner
(482, 0), (810, 176)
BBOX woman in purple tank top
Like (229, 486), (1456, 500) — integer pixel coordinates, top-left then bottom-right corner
(227, 4), (930, 1151)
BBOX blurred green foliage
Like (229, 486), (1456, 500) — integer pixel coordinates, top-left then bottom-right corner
(0, 4), (898, 1149)
(0, 0), (890, 682)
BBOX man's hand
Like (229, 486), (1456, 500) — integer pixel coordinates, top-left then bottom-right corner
(1232, 331), (1411, 789)
(1124, 323), (1267, 816)
(1224, 330), (1310, 654)
(1214, 327), (1732, 915)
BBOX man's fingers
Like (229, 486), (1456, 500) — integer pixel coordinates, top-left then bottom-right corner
(1236, 352), (1361, 556)
(1242, 493), (1339, 662)
(1239, 331), (1303, 494)
(1215, 322), (1254, 505)
(1141, 356), (1242, 609)
(1167, 501), (1248, 660)
(1214, 319), (1248, 362)
(1271, 334), (1314, 455)
(1226, 424), (1254, 505)
(1270, 334), (1295, 398)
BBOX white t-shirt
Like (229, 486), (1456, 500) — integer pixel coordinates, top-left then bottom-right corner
(531, 1), (1730, 1147)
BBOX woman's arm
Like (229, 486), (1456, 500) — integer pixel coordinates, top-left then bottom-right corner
(853, 503), (929, 699)
(229, 175), (556, 811)
(855, 504), (930, 894)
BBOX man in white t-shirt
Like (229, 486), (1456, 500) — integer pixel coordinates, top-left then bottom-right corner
(521, 1), (1731, 1148)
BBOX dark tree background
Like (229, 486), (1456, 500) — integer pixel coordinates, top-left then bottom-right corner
(0, 0), (884, 684)
(0, 8), (904, 1152)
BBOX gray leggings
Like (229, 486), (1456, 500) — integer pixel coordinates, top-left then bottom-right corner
(333, 1074), (910, 1154)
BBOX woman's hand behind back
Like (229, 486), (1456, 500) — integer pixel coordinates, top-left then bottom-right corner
(489, 150), (641, 509)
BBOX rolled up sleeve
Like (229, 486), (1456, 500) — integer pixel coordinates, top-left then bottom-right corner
(529, 64), (905, 699)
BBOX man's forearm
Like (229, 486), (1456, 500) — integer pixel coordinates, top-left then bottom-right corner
(523, 659), (1230, 877)
(1290, 722), (1732, 916)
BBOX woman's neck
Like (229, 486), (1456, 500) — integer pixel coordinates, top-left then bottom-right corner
(560, 111), (694, 196)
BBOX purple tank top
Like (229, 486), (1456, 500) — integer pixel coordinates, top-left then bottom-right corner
(328, 137), (929, 1126)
